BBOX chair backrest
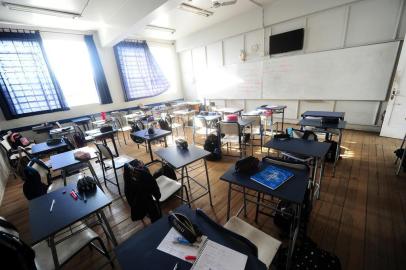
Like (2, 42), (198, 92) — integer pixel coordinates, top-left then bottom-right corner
(194, 116), (208, 129)
(242, 115), (262, 128)
(28, 158), (50, 185)
(0, 138), (11, 153)
(95, 143), (114, 160)
(219, 121), (240, 136)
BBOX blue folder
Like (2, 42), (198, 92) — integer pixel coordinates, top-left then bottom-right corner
(250, 165), (294, 190)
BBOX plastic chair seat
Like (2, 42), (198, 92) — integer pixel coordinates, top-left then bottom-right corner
(103, 155), (133, 169)
(156, 175), (181, 202)
(224, 216), (281, 268)
(33, 228), (100, 270)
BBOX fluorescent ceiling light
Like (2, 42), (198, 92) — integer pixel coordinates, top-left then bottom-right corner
(145, 25), (176, 34)
(2, 1), (81, 19)
(178, 3), (213, 17)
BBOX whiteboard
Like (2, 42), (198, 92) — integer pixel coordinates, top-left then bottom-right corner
(262, 42), (399, 100)
(196, 61), (262, 99)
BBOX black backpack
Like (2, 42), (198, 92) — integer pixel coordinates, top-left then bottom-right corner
(204, 134), (222, 161)
(130, 121), (146, 144)
(153, 163), (177, 180)
(158, 118), (171, 131)
(274, 237), (341, 270)
(0, 219), (36, 270)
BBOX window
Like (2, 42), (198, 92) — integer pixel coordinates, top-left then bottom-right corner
(42, 33), (99, 107)
(114, 40), (169, 101)
(0, 31), (68, 119)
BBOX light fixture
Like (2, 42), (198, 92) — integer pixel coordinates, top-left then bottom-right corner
(145, 25), (176, 34)
(178, 3), (213, 17)
(2, 1), (81, 19)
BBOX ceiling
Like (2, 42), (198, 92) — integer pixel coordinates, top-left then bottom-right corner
(137, 0), (277, 40)
(0, 0), (277, 44)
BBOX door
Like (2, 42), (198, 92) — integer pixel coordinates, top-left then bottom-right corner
(381, 40), (406, 139)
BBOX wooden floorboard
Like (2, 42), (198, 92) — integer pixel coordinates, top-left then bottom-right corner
(0, 127), (405, 270)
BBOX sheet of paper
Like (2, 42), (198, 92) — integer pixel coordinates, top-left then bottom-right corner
(191, 240), (248, 270)
(157, 228), (203, 262)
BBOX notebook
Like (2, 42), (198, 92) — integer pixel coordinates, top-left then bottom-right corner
(250, 165), (294, 190)
(191, 239), (247, 270)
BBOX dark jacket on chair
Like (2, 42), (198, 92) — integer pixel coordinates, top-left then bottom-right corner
(124, 160), (162, 222)
(22, 166), (48, 200)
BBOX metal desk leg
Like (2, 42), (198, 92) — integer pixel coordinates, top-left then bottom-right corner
(313, 158), (320, 200)
(318, 158), (325, 200)
(281, 109), (285, 132)
(98, 210), (118, 246)
(164, 136), (168, 147)
(204, 160), (213, 206)
(286, 203), (302, 270)
(148, 140), (153, 161)
(50, 234), (60, 269)
(333, 128), (343, 177)
(87, 161), (103, 191)
(243, 187), (247, 217)
(185, 165), (192, 196)
(62, 169), (67, 186)
(111, 135), (119, 157)
(180, 166), (185, 203)
(226, 183), (232, 221)
(251, 125), (254, 156)
(255, 192), (260, 223)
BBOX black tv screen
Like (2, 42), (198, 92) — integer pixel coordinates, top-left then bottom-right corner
(269, 28), (304, 55)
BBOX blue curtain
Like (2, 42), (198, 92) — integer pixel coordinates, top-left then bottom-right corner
(114, 40), (169, 101)
(0, 31), (69, 120)
(84, 35), (113, 104)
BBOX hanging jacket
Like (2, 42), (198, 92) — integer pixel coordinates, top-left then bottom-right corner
(124, 160), (162, 222)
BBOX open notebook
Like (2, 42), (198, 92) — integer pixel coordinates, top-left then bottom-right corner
(191, 238), (247, 270)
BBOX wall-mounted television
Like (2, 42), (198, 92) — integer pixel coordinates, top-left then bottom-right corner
(269, 28), (304, 55)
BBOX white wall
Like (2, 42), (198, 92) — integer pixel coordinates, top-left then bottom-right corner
(177, 0), (406, 129)
(0, 31), (183, 131)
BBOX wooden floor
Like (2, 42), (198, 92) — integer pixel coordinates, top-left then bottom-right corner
(0, 127), (405, 270)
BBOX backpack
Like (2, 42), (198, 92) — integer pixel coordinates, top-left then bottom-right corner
(325, 140), (338, 163)
(152, 163), (177, 180)
(130, 121), (146, 144)
(394, 148), (406, 172)
(7, 132), (30, 149)
(73, 132), (86, 148)
(204, 134), (222, 161)
(0, 219), (36, 270)
(158, 118), (171, 131)
(274, 237), (341, 270)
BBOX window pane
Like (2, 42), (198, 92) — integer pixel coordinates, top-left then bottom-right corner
(42, 34), (99, 107)
(0, 38), (64, 115)
(114, 41), (169, 101)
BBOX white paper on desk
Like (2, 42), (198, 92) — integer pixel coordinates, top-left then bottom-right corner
(157, 228), (203, 263)
(191, 240), (247, 270)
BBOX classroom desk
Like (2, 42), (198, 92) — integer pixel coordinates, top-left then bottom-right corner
(29, 183), (117, 269)
(31, 139), (68, 156)
(32, 124), (54, 134)
(215, 107), (244, 116)
(299, 117), (347, 176)
(155, 145), (212, 206)
(173, 109), (196, 128)
(258, 105), (287, 134)
(132, 128), (172, 162)
(220, 161), (309, 269)
(72, 117), (91, 131)
(50, 146), (100, 187)
(302, 110), (345, 120)
(49, 126), (75, 138)
(264, 138), (330, 200)
(115, 205), (266, 270)
(85, 128), (119, 157)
